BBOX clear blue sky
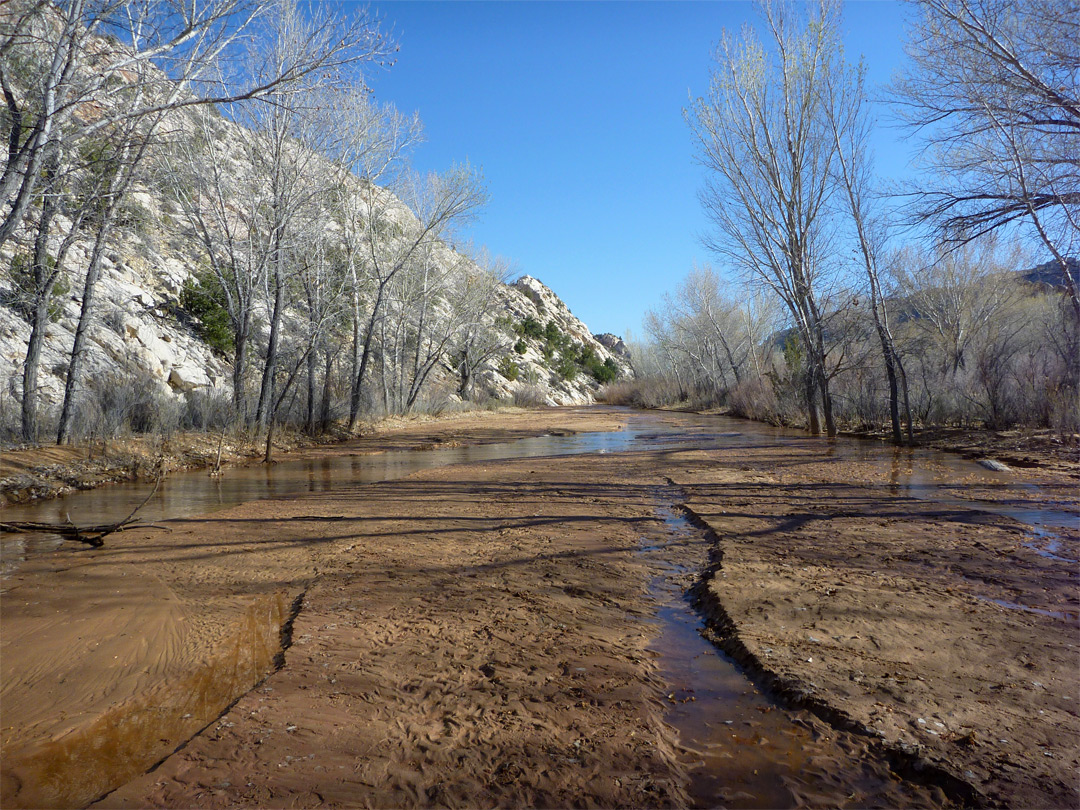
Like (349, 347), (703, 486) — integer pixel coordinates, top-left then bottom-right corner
(361, 0), (914, 337)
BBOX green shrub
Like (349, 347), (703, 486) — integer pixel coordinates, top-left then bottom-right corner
(555, 354), (578, 380)
(520, 316), (543, 339)
(514, 339), (527, 354)
(180, 269), (233, 355)
(7, 253), (68, 323)
(587, 356), (618, 383)
(498, 356), (520, 381)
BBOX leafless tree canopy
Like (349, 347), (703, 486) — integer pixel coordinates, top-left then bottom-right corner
(633, 0), (1079, 438)
(893, 0), (1080, 311)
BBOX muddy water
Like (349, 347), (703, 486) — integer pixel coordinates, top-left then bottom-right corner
(4, 411), (1073, 574)
(0, 427), (643, 579)
(2, 409), (1074, 807)
(634, 411), (1077, 533)
(3, 593), (287, 809)
(643, 505), (953, 809)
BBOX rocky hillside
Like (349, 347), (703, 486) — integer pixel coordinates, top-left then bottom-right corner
(488, 276), (632, 405)
(1, 9), (636, 445)
(0, 187), (632, 436)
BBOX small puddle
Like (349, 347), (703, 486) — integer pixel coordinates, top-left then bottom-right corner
(1021, 529), (1079, 564)
(642, 506), (950, 808)
(975, 596), (1080, 623)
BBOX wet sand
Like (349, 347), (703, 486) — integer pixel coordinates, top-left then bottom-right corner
(2, 409), (1077, 808)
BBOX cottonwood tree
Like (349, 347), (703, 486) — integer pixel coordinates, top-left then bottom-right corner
(893, 0), (1080, 318)
(345, 165), (486, 428)
(382, 242), (508, 412)
(896, 238), (1027, 376)
(315, 85), (421, 425)
(894, 238), (1030, 423)
(55, 109), (158, 445)
(380, 242), (456, 412)
(451, 246), (512, 400)
(687, 0), (853, 436)
(3, 0), (394, 441)
(642, 308), (689, 394)
(297, 238), (351, 433)
(824, 59), (913, 443)
(165, 107), (264, 423)
(0, 0), (391, 249)
(668, 265), (751, 390)
(323, 89), (422, 424)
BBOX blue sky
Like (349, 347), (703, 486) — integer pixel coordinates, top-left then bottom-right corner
(361, 0), (915, 337)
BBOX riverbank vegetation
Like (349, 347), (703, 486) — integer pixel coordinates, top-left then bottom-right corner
(619, 0), (1078, 443)
(4, 0), (614, 455)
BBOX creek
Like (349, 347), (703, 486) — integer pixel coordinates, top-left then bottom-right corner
(4, 410), (1073, 578)
(1, 408), (1075, 807)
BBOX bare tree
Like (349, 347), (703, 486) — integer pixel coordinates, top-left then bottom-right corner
(670, 265), (751, 389)
(55, 114), (153, 445)
(323, 89), (422, 424)
(0, 0), (394, 249)
(896, 238), (1027, 377)
(451, 245), (512, 400)
(686, 0), (851, 435)
(893, 0), (1080, 318)
(824, 60), (913, 443)
(3, 0), (394, 442)
(164, 107), (265, 423)
(345, 165), (486, 428)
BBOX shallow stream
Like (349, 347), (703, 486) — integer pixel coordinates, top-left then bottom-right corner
(2, 408), (1076, 806)
(4, 410), (1074, 577)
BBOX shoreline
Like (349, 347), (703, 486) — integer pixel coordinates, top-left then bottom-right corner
(2, 408), (1076, 808)
(6, 404), (1077, 510)
(0, 406), (618, 508)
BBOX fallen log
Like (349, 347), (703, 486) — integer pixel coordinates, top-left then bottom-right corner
(0, 518), (138, 546)
(0, 475), (162, 547)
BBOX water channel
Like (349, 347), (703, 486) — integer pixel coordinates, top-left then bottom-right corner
(2, 408), (1076, 807)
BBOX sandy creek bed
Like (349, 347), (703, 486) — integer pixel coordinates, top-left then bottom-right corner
(1, 408), (1077, 808)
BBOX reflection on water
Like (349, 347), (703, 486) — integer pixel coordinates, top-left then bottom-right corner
(4, 411), (1076, 579)
(0, 427), (644, 579)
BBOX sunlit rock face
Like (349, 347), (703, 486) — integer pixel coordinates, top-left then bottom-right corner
(484, 276), (634, 406)
(0, 25), (631, 426)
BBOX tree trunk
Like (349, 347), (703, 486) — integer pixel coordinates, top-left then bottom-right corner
(804, 365), (821, 435)
(898, 352), (914, 444)
(349, 281), (387, 426)
(305, 338), (317, 434)
(21, 296), (50, 444)
(318, 351), (333, 431)
(21, 168), (62, 443)
(233, 321), (250, 424)
(820, 370), (836, 437)
(56, 221), (110, 444)
(458, 350), (471, 399)
(255, 267), (285, 429)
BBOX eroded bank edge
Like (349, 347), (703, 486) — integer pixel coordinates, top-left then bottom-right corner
(663, 483), (992, 809)
(87, 585), (311, 809)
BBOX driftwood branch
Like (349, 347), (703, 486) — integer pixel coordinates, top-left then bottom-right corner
(0, 476), (163, 547)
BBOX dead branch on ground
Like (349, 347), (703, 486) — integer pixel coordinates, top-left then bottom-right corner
(0, 475), (163, 547)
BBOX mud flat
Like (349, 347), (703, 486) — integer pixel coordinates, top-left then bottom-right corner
(656, 421), (1079, 809)
(2, 408), (1077, 808)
